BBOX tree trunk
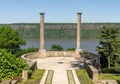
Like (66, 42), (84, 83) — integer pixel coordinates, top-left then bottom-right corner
(108, 56), (110, 68)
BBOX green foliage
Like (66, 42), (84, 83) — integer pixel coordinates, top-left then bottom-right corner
(2, 23), (120, 39)
(99, 74), (120, 84)
(102, 67), (120, 73)
(50, 44), (63, 51)
(96, 26), (120, 68)
(81, 29), (100, 39)
(21, 69), (45, 84)
(15, 47), (39, 57)
(0, 49), (29, 81)
(28, 70), (33, 78)
(0, 26), (25, 54)
(66, 48), (75, 51)
(45, 28), (77, 39)
(76, 69), (93, 84)
(17, 23), (100, 39)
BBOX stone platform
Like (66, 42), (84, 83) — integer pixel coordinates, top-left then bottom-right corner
(37, 57), (83, 84)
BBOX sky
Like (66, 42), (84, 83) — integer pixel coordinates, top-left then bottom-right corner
(0, 0), (120, 23)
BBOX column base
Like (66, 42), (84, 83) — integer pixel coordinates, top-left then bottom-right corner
(74, 49), (83, 58)
(39, 49), (47, 58)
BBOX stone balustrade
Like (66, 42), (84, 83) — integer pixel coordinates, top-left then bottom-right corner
(21, 51), (75, 60)
(47, 51), (75, 57)
(85, 61), (98, 83)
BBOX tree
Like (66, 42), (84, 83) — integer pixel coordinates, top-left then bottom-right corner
(0, 26), (25, 54)
(15, 47), (39, 57)
(96, 26), (120, 68)
(50, 44), (63, 51)
(0, 49), (29, 81)
(67, 48), (75, 51)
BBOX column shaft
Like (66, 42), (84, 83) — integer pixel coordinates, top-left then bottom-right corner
(77, 13), (82, 49)
(40, 13), (45, 49)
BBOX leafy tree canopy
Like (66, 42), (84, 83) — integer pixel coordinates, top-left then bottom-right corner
(0, 49), (29, 81)
(0, 26), (25, 54)
(50, 44), (63, 51)
(67, 48), (75, 51)
(96, 26), (120, 68)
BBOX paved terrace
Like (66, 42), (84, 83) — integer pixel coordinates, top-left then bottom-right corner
(37, 57), (84, 84)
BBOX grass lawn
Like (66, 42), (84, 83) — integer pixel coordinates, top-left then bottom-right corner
(76, 69), (93, 84)
(99, 74), (120, 84)
(20, 69), (45, 84)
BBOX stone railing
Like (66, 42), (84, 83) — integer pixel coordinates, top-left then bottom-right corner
(46, 51), (75, 57)
(21, 52), (39, 66)
(22, 61), (37, 80)
(81, 52), (101, 72)
(85, 61), (98, 83)
(21, 53), (38, 80)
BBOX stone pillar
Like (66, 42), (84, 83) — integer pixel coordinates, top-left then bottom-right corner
(39, 13), (46, 57)
(75, 13), (83, 58)
(40, 13), (45, 49)
(22, 70), (28, 80)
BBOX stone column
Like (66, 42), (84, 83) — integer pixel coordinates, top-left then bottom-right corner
(39, 13), (46, 57)
(40, 13), (45, 49)
(75, 13), (83, 58)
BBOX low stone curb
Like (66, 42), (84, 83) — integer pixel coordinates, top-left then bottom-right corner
(67, 70), (76, 84)
(39, 70), (48, 84)
(45, 70), (54, 84)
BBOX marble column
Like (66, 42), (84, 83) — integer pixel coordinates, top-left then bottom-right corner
(77, 13), (81, 49)
(75, 13), (83, 58)
(39, 13), (46, 57)
(40, 13), (45, 49)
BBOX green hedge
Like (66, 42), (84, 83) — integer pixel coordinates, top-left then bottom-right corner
(102, 67), (120, 73)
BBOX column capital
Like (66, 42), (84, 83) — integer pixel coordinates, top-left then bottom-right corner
(40, 12), (45, 15)
(77, 12), (82, 15)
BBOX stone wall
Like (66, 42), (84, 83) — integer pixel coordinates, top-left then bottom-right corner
(21, 51), (75, 60)
(47, 51), (75, 57)
(22, 61), (37, 80)
(21, 52), (39, 66)
(85, 61), (98, 83)
(82, 52), (101, 72)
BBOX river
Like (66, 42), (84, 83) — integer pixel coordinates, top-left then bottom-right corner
(21, 39), (99, 54)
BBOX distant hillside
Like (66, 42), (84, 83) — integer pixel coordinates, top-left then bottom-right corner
(9, 23), (120, 29)
(1, 23), (120, 39)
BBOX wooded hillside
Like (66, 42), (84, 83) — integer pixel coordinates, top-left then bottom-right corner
(1, 23), (120, 39)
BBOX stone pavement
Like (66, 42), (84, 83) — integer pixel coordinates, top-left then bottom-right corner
(52, 69), (68, 84)
(38, 57), (83, 84)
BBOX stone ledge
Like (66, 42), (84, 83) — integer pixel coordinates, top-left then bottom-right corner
(1, 80), (11, 84)
(85, 62), (98, 83)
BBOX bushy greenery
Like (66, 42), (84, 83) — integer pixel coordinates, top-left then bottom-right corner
(0, 49), (29, 81)
(96, 26), (120, 68)
(50, 44), (63, 51)
(76, 69), (93, 84)
(102, 67), (120, 73)
(15, 47), (39, 57)
(66, 48), (75, 51)
(99, 74), (120, 84)
(0, 26), (25, 54)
